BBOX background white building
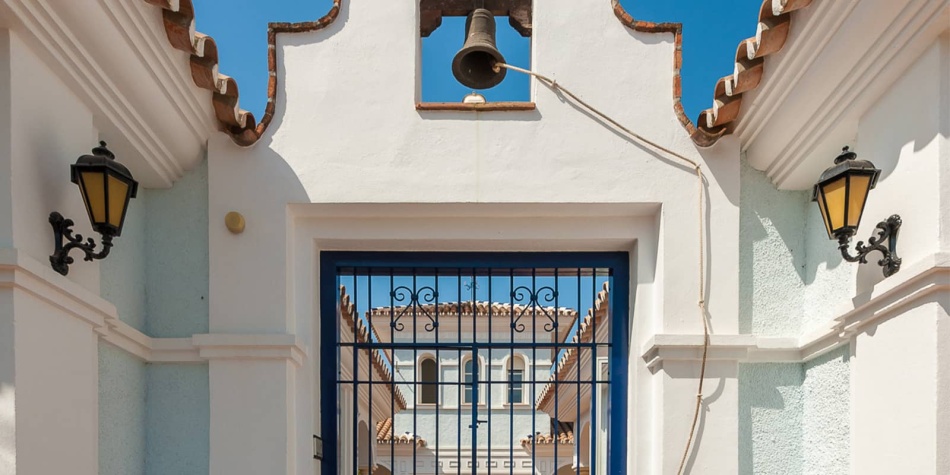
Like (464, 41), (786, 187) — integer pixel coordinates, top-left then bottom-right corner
(0, 0), (947, 474)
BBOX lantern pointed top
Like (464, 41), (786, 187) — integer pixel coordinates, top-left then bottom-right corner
(91, 141), (115, 160)
(834, 146), (858, 164)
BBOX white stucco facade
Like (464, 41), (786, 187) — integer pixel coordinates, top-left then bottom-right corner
(0, 0), (947, 474)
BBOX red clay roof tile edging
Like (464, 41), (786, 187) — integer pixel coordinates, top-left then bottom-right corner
(144, 0), (342, 146)
(145, 0), (812, 148)
(612, 0), (814, 147)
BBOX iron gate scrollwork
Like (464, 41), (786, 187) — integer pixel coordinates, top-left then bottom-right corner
(321, 252), (629, 475)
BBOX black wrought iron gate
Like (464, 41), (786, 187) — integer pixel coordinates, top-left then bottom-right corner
(320, 252), (629, 474)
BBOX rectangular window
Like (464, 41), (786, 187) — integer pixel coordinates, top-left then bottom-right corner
(508, 369), (524, 404)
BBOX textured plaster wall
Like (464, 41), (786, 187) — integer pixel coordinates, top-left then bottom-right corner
(737, 346), (850, 475)
(146, 364), (210, 475)
(800, 204), (853, 333)
(145, 160), (209, 337)
(99, 343), (147, 475)
(101, 191), (149, 332)
(802, 345), (850, 475)
(737, 363), (804, 475)
(738, 159), (809, 335)
(98, 160), (210, 474)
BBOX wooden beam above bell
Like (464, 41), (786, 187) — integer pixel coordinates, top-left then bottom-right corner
(419, 0), (532, 37)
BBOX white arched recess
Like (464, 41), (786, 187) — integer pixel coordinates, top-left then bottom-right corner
(269, 200), (737, 474)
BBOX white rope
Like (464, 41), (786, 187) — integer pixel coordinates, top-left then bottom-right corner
(494, 62), (710, 475)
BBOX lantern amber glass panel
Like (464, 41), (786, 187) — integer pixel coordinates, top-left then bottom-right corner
(70, 142), (138, 237)
(77, 171), (106, 224)
(813, 147), (879, 240)
(75, 169), (135, 236)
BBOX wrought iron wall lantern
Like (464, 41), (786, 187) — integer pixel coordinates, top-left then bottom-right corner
(49, 141), (138, 276)
(813, 146), (901, 277)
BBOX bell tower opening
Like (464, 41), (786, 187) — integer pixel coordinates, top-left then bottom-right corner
(419, 1), (532, 106)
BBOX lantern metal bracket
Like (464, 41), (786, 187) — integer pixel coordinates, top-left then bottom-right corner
(49, 211), (113, 276)
(836, 214), (902, 277)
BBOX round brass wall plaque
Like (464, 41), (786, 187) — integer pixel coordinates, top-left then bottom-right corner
(224, 211), (245, 234)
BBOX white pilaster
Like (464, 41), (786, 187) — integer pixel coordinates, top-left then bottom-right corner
(209, 359), (297, 475)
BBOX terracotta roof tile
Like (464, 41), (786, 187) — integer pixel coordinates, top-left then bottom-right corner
(143, 0), (815, 148)
(376, 418), (428, 448)
(535, 282), (609, 411)
(521, 430), (574, 447)
(613, 0), (814, 147)
(142, 0), (342, 146)
(339, 286), (408, 411)
(368, 301), (578, 321)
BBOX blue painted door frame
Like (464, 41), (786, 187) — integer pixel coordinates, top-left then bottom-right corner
(319, 251), (630, 473)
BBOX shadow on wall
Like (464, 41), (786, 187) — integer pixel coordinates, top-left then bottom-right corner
(852, 37), (947, 296)
(737, 159), (814, 335)
(737, 363), (804, 475)
(663, 361), (730, 473)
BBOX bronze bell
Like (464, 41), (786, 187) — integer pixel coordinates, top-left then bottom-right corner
(452, 8), (507, 90)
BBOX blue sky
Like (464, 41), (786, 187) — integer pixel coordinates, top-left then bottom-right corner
(193, 0), (761, 124)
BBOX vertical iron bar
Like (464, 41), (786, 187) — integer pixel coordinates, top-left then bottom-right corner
(457, 269), (462, 475)
(389, 269), (396, 474)
(486, 270), (492, 475)
(508, 269), (515, 475)
(470, 267), (481, 475)
(470, 267), (478, 475)
(435, 268), (440, 474)
(553, 268), (559, 473)
(576, 269), (581, 475)
(471, 347), (478, 475)
(530, 269), (537, 473)
(590, 268), (598, 474)
(412, 270), (418, 472)
(352, 272), (359, 475)
(367, 271), (374, 473)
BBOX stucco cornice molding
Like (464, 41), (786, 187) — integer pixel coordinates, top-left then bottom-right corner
(643, 252), (950, 371)
(191, 333), (308, 366)
(742, 0), (949, 189)
(0, 249), (309, 365)
(99, 0), (214, 144)
(106, 328), (309, 366)
(1, 0), (186, 187)
(0, 248), (112, 330)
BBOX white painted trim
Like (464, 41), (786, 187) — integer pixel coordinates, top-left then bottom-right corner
(193, 333), (308, 366)
(97, 0), (213, 142)
(735, 0), (856, 145)
(642, 252), (950, 370)
(0, 248), (308, 365)
(738, 0), (950, 189)
(761, 0), (947, 188)
(0, 248), (111, 330)
(0, 0), (188, 186)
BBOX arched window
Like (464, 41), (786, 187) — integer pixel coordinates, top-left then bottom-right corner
(419, 356), (438, 404)
(507, 356), (525, 404)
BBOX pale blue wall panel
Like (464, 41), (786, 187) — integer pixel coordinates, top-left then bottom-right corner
(99, 343), (146, 475)
(145, 363), (210, 475)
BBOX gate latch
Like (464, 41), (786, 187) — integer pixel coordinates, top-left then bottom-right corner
(468, 419), (488, 429)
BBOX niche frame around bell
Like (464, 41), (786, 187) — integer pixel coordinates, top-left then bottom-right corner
(416, 0), (536, 112)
